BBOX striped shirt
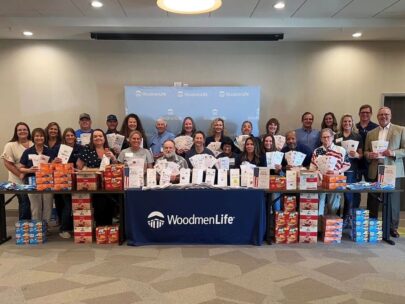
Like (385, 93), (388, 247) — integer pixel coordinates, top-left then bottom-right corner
(310, 143), (350, 173)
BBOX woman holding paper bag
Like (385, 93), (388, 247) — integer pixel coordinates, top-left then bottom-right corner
(77, 129), (117, 226)
(310, 128), (351, 215)
(52, 128), (82, 238)
(19, 128), (55, 226)
(335, 114), (363, 226)
(2, 122), (33, 219)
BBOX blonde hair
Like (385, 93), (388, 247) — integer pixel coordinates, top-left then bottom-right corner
(339, 114), (358, 134)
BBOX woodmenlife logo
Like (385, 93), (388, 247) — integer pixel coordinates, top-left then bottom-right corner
(147, 211), (235, 229)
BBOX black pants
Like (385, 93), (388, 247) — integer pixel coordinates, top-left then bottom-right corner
(367, 178), (401, 230)
(93, 194), (116, 226)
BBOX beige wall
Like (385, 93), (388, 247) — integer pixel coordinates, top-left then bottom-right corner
(1, 39), (405, 180)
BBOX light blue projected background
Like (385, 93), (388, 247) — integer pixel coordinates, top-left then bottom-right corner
(125, 86), (261, 141)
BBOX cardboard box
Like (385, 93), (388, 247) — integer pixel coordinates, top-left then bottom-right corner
(286, 227), (298, 244)
(72, 194), (92, 211)
(254, 168), (270, 189)
(270, 176), (286, 190)
(283, 196), (297, 212)
(73, 210), (93, 228)
(107, 225), (119, 244)
(96, 226), (108, 244)
(74, 227), (93, 244)
(322, 174), (346, 183)
(286, 170), (297, 190)
(76, 172), (99, 190)
(299, 231), (317, 243)
(299, 171), (318, 190)
(275, 211), (287, 227)
(275, 226), (287, 244)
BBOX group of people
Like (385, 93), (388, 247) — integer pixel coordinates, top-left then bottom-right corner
(2, 104), (404, 239)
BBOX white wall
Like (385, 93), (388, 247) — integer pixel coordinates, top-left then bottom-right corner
(1, 39), (405, 180)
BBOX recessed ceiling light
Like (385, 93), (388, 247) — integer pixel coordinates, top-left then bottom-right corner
(352, 32), (362, 38)
(23, 31), (33, 36)
(274, 2), (285, 10)
(91, 1), (103, 8)
(157, 0), (222, 15)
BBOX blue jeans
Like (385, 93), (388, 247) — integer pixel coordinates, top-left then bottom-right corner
(344, 170), (360, 217)
(17, 194), (31, 220)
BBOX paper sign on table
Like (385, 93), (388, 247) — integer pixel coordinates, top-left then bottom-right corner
(217, 169), (228, 187)
(179, 168), (191, 185)
(146, 168), (157, 187)
(191, 169), (204, 184)
(205, 168), (216, 185)
(160, 168), (172, 186)
(230, 169), (240, 187)
(240, 166), (254, 187)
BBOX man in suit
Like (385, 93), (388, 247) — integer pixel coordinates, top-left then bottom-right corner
(364, 106), (405, 238)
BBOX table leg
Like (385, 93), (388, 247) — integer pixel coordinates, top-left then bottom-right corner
(382, 193), (395, 246)
(0, 194), (12, 245)
(119, 193), (125, 245)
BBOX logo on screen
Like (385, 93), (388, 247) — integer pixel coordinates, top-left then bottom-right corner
(135, 90), (142, 97)
(147, 211), (165, 229)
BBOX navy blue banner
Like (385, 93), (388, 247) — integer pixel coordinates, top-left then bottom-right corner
(125, 189), (266, 246)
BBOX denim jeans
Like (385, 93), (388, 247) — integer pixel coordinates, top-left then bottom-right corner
(343, 170), (360, 218)
(17, 194), (31, 220)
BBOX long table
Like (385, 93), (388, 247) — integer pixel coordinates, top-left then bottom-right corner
(265, 189), (402, 245)
(0, 190), (125, 245)
(125, 189), (266, 246)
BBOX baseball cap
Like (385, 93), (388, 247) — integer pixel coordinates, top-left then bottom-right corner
(79, 113), (91, 120)
(106, 114), (118, 122)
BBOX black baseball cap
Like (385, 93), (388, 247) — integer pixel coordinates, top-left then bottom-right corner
(107, 114), (118, 122)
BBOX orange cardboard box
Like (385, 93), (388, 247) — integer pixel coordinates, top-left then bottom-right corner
(283, 196), (297, 212)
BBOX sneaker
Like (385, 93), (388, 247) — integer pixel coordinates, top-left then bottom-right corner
(59, 231), (71, 239)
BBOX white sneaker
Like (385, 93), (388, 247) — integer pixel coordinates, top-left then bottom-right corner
(59, 231), (71, 239)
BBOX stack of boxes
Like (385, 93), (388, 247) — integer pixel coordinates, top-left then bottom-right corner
(275, 196), (298, 244)
(351, 209), (369, 243)
(322, 216), (343, 244)
(72, 194), (93, 244)
(53, 164), (74, 191)
(368, 218), (383, 243)
(299, 194), (319, 243)
(104, 164), (124, 190)
(96, 225), (119, 244)
(35, 163), (54, 191)
(76, 172), (99, 190)
(322, 174), (347, 190)
(269, 176), (286, 190)
(15, 220), (46, 245)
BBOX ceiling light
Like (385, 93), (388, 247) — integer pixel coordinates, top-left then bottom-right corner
(91, 1), (103, 8)
(274, 2), (285, 10)
(157, 0), (222, 14)
(23, 31), (33, 37)
(352, 32), (362, 38)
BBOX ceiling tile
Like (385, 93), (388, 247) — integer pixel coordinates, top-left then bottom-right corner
(0, 0), (40, 16)
(252, 0), (307, 18)
(119, 0), (167, 17)
(211, 0), (259, 17)
(334, 0), (399, 18)
(30, 0), (83, 17)
(293, 0), (353, 18)
(375, 0), (405, 18)
(72, 0), (126, 17)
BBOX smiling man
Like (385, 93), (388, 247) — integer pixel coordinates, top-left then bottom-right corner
(149, 118), (175, 159)
(364, 106), (405, 238)
(295, 112), (321, 151)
